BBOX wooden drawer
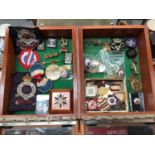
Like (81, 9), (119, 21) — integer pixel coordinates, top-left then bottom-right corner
(0, 26), (79, 118)
(78, 25), (155, 117)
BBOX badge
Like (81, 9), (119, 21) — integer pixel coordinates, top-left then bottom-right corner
(29, 63), (44, 80)
(45, 64), (62, 81)
(18, 48), (40, 69)
(60, 70), (69, 78)
(85, 85), (97, 97)
(129, 92), (145, 111)
(60, 38), (68, 53)
(111, 38), (125, 51)
(126, 49), (137, 59)
(37, 78), (53, 93)
(16, 75), (36, 100)
(47, 38), (57, 48)
(103, 42), (111, 51)
(125, 38), (137, 48)
(64, 53), (72, 64)
(107, 95), (117, 106)
(86, 98), (98, 111)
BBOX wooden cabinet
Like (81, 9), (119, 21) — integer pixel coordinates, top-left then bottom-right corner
(0, 25), (155, 133)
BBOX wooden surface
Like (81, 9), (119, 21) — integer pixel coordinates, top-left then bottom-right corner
(0, 25), (155, 125)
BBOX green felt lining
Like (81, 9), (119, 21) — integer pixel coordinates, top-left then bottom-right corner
(84, 38), (142, 111)
(13, 39), (73, 114)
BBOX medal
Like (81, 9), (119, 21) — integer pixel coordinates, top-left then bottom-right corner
(16, 75), (36, 100)
(18, 48), (40, 69)
(45, 64), (62, 81)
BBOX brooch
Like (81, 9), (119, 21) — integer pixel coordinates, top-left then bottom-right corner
(60, 38), (68, 53)
(18, 48), (40, 69)
(125, 38), (137, 48)
(45, 64), (62, 81)
(111, 38), (125, 52)
(16, 75), (36, 100)
(128, 74), (142, 92)
(47, 38), (57, 48)
(126, 49), (137, 59)
(29, 63), (44, 80)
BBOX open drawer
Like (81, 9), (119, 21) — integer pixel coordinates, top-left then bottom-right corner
(0, 26), (78, 118)
(78, 25), (155, 117)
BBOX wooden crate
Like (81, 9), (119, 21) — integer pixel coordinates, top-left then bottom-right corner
(0, 26), (79, 118)
(78, 25), (155, 117)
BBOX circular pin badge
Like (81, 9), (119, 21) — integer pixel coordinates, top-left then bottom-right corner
(125, 38), (137, 48)
(107, 96), (117, 106)
(37, 78), (53, 93)
(18, 48), (40, 69)
(87, 99), (98, 111)
(134, 98), (141, 105)
(29, 63), (44, 80)
(45, 64), (62, 81)
(126, 49), (137, 59)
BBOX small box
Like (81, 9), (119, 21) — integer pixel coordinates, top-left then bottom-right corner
(129, 92), (145, 112)
(35, 95), (49, 114)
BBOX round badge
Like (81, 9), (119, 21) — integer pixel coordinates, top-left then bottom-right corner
(29, 63), (44, 80)
(45, 64), (62, 81)
(37, 78), (53, 93)
(134, 98), (141, 105)
(125, 38), (137, 48)
(87, 99), (97, 111)
(17, 75), (36, 100)
(107, 96), (117, 106)
(126, 49), (137, 59)
(18, 48), (40, 69)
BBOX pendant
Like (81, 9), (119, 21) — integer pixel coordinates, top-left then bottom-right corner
(16, 75), (36, 100)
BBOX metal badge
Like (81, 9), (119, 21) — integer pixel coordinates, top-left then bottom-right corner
(103, 42), (111, 52)
(47, 38), (57, 48)
(16, 75), (36, 100)
(45, 64), (62, 81)
(60, 38), (68, 53)
(111, 38), (125, 51)
(64, 53), (72, 64)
